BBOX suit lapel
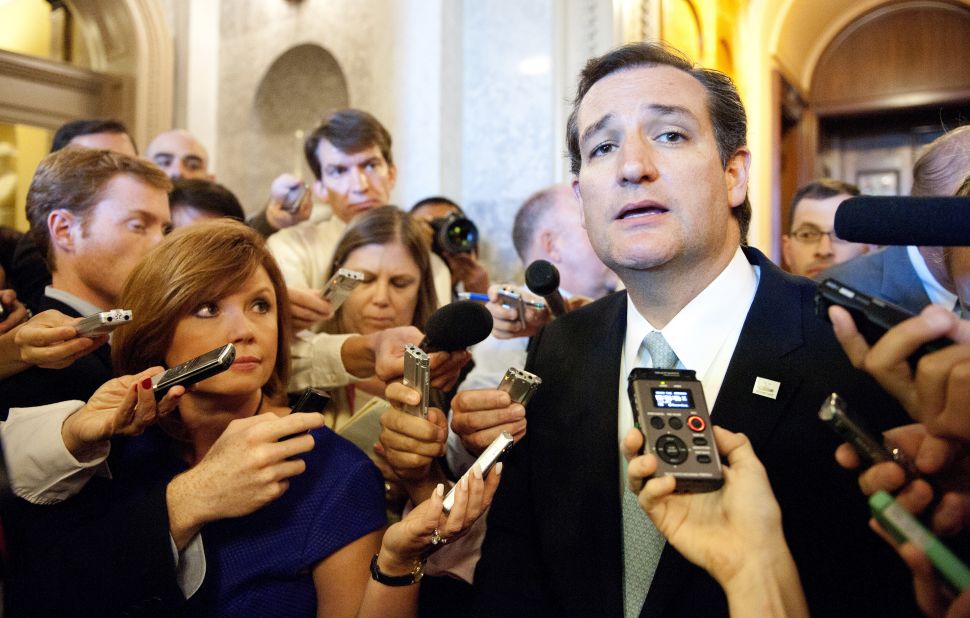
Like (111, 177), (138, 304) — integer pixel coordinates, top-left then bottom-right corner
(710, 249), (803, 449)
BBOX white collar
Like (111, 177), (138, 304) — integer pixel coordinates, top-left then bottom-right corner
(623, 247), (759, 379)
(45, 285), (103, 317)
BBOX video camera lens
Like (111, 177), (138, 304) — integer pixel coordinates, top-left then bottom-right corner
(431, 213), (478, 255)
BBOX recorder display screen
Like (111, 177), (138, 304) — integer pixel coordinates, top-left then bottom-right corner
(651, 388), (694, 409)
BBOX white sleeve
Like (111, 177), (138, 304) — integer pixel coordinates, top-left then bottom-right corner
(171, 533), (206, 598)
(2, 401), (111, 505)
(267, 227), (313, 289)
(287, 330), (360, 391)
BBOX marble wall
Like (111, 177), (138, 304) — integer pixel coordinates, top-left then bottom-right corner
(177, 0), (614, 281)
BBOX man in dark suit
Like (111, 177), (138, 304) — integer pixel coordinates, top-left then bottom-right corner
(472, 42), (917, 617)
(0, 146), (183, 616)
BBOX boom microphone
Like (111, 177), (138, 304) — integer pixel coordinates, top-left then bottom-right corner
(420, 300), (493, 352)
(834, 196), (970, 246)
(525, 260), (568, 317)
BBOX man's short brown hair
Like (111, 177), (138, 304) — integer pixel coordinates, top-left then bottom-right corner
(303, 109), (394, 180)
(26, 146), (172, 268)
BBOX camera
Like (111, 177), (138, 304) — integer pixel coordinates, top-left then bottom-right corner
(429, 213), (478, 255)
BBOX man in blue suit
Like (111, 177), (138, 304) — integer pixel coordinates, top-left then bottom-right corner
(473, 42), (916, 617)
(822, 125), (970, 314)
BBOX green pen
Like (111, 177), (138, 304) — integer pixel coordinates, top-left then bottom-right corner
(870, 490), (970, 592)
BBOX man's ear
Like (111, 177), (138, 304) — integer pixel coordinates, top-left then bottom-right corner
(539, 230), (561, 263)
(572, 179), (587, 230)
(725, 148), (751, 208)
(387, 164), (398, 191)
(48, 209), (77, 254)
(781, 234), (793, 269)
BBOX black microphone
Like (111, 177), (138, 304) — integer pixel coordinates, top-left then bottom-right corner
(419, 300), (493, 352)
(835, 196), (970, 246)
(525, 260), (567, 317)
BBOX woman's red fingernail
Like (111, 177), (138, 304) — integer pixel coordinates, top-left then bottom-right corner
(142, 377), (153, 389)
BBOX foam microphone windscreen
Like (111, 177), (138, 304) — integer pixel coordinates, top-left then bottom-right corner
(525, 259), (560, 296)
(834, 196), (970, 246)
(421, 300), (494, 352)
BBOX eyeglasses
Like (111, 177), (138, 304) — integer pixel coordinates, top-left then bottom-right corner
(789, 227), (849, 245)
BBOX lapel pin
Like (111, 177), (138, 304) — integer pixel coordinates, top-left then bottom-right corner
(753, 377), (781, 400)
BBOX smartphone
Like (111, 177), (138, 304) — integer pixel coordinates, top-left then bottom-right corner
(151, 343), (236, 401)
(870, 490), (970, 592)
(281, 182), (308, 214)
(280, 387), (332, 444)
(321, 268), (364, 311)
(402, 344), (430, 418)
(816, 279), (953, 368)
(291, 387), (331, 413)
(498, 367), (542, 406)
(75, 309), (133, 337)
(497, 287), (527, 330)
(627, 368), (724, 493)
(442, 431), (514, 513)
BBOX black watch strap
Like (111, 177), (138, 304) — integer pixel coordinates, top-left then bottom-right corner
(369, 553), (424, 586)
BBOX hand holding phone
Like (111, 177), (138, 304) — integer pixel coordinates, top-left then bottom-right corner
(816, 279), (953, 368)
(443, 431), (513, 513)
(281, 182), (308, 214)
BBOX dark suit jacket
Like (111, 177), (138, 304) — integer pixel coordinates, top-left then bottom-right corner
(0, 296), (111, 420)
(473, 248), (917, 617)
(820, 245), (932, 314)
(0, 296), (184, 616)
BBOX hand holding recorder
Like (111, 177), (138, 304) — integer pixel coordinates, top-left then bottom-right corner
(265, 173), (312, 230)
(10, 310), (106, 370)
(61, 366), (185, 462)
(486, 284), (548, 339)
(286, 286), (335, 331)
(379, 380), (449, 501)
(449, 369), (535, 456)
(623, 426), (808, 618)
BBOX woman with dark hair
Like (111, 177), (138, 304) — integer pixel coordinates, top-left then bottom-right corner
(109, 219), (494, 616)
(316, 205), (439, 429)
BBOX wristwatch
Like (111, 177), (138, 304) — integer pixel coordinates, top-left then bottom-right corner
(369, 553), (425, 586)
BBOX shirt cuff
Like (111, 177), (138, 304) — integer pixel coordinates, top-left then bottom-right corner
(288, 331), (359, 391)
(4, 401), (111, 504)
(170, 533), (206, 598)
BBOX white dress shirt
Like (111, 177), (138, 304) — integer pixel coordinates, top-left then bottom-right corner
(617, 247), (761, 447)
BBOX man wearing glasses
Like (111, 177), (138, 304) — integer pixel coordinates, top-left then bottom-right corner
(781, 179), (873, 279)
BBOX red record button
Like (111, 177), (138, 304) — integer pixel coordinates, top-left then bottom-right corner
(686, 415), (706, 432)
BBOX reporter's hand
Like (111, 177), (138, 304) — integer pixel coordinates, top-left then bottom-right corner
(0, 289), (28, 334)
(264, 173), (312, 230)
(897, 542), (970, 618)
(623, 426), (789, 586)
(450, 389), (526, 456)
(443, 252), (490, 295)
(287, 286), (334, 331)
(486, 284), (549, 339)
(835, 423), (970, 536)
(379, 462), (502, 568)
(15, 310), (106, 368)
(380, 382), (448, 484)
(830, 304), (970, 441)
(167, 412), (325, 548)
(60, 367), (184, 461)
